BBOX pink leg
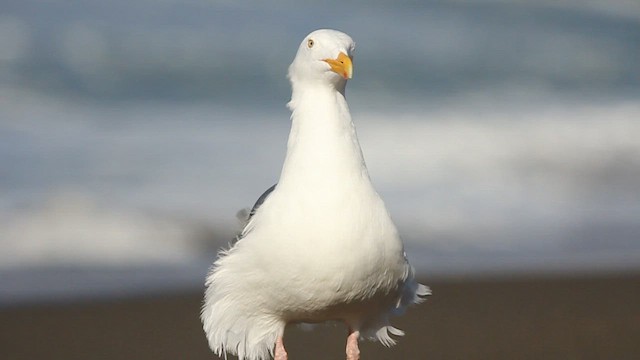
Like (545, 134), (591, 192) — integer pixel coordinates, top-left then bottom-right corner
(275, 336), (288, 360)
(346, 329), (360, 360)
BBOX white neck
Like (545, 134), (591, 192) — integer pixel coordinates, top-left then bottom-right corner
(278, 82), (370, 192)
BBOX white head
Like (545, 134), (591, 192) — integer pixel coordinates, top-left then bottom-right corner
(288, 29), (355, 89)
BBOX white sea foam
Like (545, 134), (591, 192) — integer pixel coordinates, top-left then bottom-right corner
(1, 87), (639, 272)
(0, 191), (215, 268)
(359, 102), (640, 249)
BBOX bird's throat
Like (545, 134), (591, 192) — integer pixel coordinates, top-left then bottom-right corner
(279, 86), (369, 192)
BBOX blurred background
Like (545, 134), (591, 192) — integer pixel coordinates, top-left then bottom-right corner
(1, 1), (639, 359)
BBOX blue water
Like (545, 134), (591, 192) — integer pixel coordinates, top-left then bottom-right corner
(1, 0), (640, 305)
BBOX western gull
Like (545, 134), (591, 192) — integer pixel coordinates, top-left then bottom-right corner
(201, 29), (430, 360)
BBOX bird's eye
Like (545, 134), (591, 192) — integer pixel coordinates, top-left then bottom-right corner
(307, 39), (314, 48)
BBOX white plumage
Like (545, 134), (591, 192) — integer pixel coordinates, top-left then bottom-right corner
(201, 29), (429, 360)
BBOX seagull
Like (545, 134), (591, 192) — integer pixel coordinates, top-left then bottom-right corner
(201, 29), (430, 360)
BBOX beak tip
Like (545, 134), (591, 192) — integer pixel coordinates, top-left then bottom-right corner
(324, 52), (353, 80)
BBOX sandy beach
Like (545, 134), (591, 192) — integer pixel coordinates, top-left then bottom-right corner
(2, 273), (639, 360)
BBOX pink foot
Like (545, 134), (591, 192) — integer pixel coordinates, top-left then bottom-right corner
(346, 329), (360, 360)
(275, 336), (288, 360)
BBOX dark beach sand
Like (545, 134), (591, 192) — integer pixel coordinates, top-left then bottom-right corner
(2, 273), (639, 360)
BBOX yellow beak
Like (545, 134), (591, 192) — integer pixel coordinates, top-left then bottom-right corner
(323, 52), (353, 79)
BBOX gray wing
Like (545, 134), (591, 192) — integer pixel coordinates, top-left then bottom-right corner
(235, 183), (277, 242)
(248, 183), (277, 221)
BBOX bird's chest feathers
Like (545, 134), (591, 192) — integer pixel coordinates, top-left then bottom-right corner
(264, 136), (399, 274)
(252, 86), (405, 299)
(270, 179), (384, 244)
(276, 93), (380, 242)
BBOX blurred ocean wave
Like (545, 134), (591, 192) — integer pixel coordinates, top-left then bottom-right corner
(1, 0), (639, 103)
(1, 88), (638, 273)
(1, 0), (640, 302)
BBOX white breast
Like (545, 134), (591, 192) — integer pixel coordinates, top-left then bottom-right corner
(237, 86), (407, 314)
